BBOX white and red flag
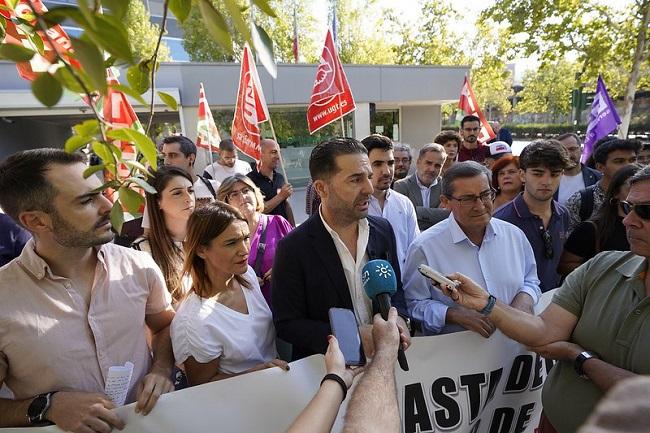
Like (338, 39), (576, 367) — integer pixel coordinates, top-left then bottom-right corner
(458, 76), (495, 143)
(231, 43), (269, 161)
(307, 28), (355, 134)
(196, 83), (221, 152)
(0, 0), (79, 81)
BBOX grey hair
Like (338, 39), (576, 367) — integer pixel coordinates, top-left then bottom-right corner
(418, 143), (447, 160)
(393, 143), (412, 159)
(441, 161), (491, 197)
(629, 165), (650, 186)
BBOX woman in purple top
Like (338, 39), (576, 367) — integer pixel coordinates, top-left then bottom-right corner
(217, 174), (293, 307)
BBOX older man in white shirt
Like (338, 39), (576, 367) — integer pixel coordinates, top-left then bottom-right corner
(403, 161), (540, 336)
(361, 134), (419, 270)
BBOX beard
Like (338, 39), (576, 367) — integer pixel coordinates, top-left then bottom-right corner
(50, 209), (114, 248)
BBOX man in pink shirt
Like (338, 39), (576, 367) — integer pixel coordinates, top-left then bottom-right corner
(0, 149), (175, 431)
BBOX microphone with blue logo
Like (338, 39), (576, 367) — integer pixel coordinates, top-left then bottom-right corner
(362, 259), (409, 371)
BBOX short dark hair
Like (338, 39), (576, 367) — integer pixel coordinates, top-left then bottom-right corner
(219, 138), (236, 152)
(162, 135), (197, 157)
(434, 130), (462, 147)
(0, 149), (86, 225)
(519, 139), (571, 171)
(310, 137), (367, 181)
(592, 138), (642, 165)
(629, 164), (650, 186)
(361, 134), (393, 154)
(461, 115), (481, 129)
(441, 161), (491, 197)
(556, 132), (581, 144)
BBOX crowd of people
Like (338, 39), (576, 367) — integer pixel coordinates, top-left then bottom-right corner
(0, 114), (648, 433)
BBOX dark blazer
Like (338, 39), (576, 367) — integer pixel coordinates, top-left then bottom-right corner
(271, 214), (408, 361)
(553, 164), (602, 201)
(392, 173), (450, 231)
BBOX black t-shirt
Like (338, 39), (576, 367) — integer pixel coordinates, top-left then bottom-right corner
(563, 217), (629, 260)
(247, 166), (288, 219)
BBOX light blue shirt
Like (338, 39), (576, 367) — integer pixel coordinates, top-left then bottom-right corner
(368, 189), (420, 269)
(403, 213), (540, 335)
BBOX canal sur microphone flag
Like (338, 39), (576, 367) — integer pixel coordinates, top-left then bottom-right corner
(196, 83), (221, 152)
(231, 43), (269, 161)
(458, 76), (495, 143)
(307, 28), (356, 134)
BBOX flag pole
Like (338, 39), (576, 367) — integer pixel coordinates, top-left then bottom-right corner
(266, 114), (289, 182)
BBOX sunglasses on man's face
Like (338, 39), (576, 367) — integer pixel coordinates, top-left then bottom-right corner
(620, 201), (650, 220)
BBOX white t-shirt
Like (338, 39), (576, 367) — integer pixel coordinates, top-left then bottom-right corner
(141, 177), (220, 229)
(558, 173), (585, 206)
(203, 160), (252, 183)
(170, 266), (277, 374)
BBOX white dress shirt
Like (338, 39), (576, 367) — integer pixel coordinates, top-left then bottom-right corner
(368, 189), (420, 269)
(415, 175), (438, 208)
(403, 213), (540, 335)
(203, 160), (252, 183)
(319, 209), (372, 325)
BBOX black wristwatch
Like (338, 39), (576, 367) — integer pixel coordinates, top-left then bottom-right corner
(27, 391), (56, 425)
(574, 351), (600, 379)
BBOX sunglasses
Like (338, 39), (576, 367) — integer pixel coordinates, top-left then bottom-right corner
(620, 201), (650, 220)
(540, 229), (554, 259)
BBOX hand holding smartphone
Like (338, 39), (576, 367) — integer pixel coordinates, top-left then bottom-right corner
(418, 264), (459, 290)
(328, 308), (366, 366)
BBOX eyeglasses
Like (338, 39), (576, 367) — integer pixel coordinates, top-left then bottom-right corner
(447, 189), (496, 207)
(227, 187), (252, 201)
(620, 201), (650, 220)
(540, 228), (554, 259)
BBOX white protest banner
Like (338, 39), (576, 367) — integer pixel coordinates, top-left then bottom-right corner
(4, 292), (555, 433)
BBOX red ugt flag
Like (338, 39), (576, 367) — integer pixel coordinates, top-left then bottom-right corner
(231, 44), (269, 161)
(458, 76), (495, 143)
(307, 29), (356, 134)
(0, 0), (79, 81)
(196, 83), (221, 152)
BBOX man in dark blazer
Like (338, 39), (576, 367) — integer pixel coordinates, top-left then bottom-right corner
(272, 138), (411, 361)
(393, 143), (450, 231)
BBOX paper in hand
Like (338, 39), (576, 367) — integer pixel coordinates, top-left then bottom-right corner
(104, 361), (134, 406)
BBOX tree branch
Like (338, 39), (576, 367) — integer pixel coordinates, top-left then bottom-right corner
(145, 0), (169, 136)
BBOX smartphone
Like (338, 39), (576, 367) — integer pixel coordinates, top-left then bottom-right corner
(418, 264), (459, 289)
(328, 308), (366, 366)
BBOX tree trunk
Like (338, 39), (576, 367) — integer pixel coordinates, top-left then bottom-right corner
(618, 0), (650, 138)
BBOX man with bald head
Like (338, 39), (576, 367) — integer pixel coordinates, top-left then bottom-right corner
(248, 139), (295, 226)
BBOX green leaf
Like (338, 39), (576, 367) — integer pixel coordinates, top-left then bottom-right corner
(127, 176), (157, 194)
(251, 0), (277, 17)
(73, 119), (100, 137)
(110, 83), (147, 106)
(110, 202), (124, 235)
(106, 128), (158, 169)
(124, 160), (150, 176)
(76, 0), (96, 29)
(252, 24), (277, 79)
(0, 15), (7, 41)
(169, 0), (191, 23)
(41, 6), (85, 27)
(32, 73), (63, 107)
(223, 0), (252, 45)
(64, 134), (93, 153)
(157, 91), (178, 110)
(70, 37), (107, 95)
(53, 66), (86, 93)
(92, 141), (116, 165)
(198, 0), (233, 53)
(28, 32), (46, 56)
(83, 164), (105, 178)
(86, 15), (133, 64)
(127, 63), (151, 94)
(102, 0), (128, 20)
(0, 44), (35, 62)
(118, 186), (144, 214)
(5, 0), (18, 10)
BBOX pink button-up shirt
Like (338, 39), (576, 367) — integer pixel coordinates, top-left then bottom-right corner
(0, 240), (171, 403)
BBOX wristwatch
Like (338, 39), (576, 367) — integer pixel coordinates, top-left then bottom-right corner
(27, 391), (56, 425)
(574, 351), (600, 379)
(398, 314), (412, 333)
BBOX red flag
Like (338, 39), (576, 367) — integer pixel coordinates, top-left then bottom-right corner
(196, 83), (221, 152)
(231, 44), (269, 161)
(0, 0), (79, 81)
(458, 76), (495, 143)
(307, 29), (355, 134)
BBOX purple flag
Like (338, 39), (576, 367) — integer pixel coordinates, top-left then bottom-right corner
(582, 75), (621, 162)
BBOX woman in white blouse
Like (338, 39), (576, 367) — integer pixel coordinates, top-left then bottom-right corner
(171, 202), (288, 385)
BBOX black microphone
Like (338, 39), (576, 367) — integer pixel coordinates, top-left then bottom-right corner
(361, 259), (409, 371)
